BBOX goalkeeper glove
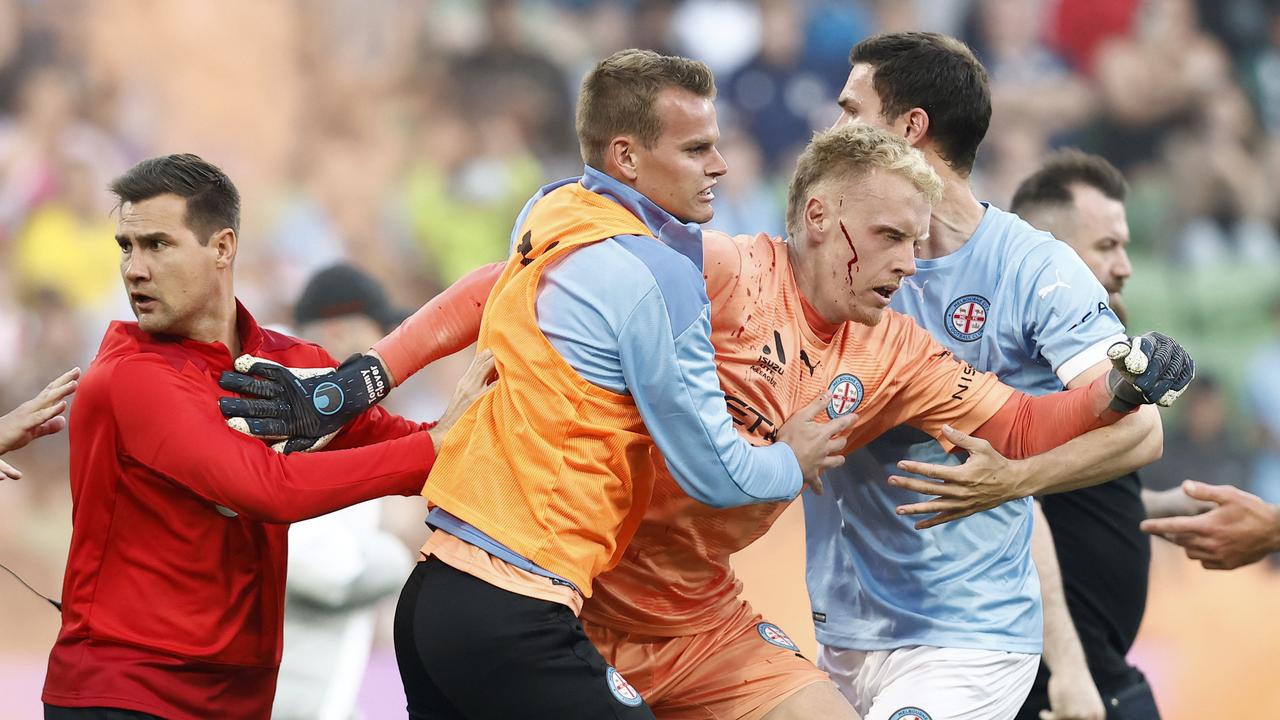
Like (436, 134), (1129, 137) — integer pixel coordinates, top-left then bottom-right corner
(218, 353), (391, 453)
(1105, 332), (1195, 413)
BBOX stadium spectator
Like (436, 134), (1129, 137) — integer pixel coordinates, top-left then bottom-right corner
(11, 156), (119, 310)
(1162, 81), (1278, 264)
(705, 126), (784, 237)
(723, 0), (836, 173)
(272, 264), (416, 720)
(451, 0), (576, 161)
(0, 367), (78, 481)
(0, 63), (128, 237)
(966, 0), (1095, 138)
(1091, 0), (1230, 172)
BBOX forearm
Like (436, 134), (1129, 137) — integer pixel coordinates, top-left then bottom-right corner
(326, 404), (434, 451)
(973, 373), (1130, 461)
(370, 262), (502, 385)
(179, 433), (435, 524)
(1033, 501), (1091, 675)
(115, 361), (436, 523)
(625, 305), (801, 507)
(1019, 405), (1161, 496)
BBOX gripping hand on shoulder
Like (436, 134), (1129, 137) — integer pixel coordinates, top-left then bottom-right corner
(219, 353), (392, 453)
(1105, 332), (1194, 412)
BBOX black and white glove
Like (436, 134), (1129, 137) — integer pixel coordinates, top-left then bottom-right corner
(218, 353), (391, 453)
(1105, 332), (1195, 413)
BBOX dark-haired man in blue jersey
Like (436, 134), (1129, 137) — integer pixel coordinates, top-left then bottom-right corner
(804, 32), (1168, 720)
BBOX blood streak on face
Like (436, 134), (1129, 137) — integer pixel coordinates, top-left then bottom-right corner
(839, 220), (859, 284)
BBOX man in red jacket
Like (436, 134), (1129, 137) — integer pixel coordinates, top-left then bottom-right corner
(42, 154), (489, 720)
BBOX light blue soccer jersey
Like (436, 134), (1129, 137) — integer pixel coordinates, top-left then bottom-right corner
(804, 204), (1126, 654)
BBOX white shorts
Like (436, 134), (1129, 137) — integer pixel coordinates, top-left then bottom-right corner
(817, 644), (1039, 720)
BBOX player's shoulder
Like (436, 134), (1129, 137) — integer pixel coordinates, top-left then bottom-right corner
(868, 307), (942, 354)
(702, 229), (781, 294)
(255, 327), (336, 367)
(604, 233), (709, 308)
(985, 205), (1098, 287)
(980, 205), (1061, 263)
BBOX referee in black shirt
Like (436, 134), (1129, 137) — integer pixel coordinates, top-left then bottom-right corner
(1009, 151), (1211, 720)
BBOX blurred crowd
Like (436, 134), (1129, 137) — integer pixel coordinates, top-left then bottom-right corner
(2, 0), (1280, 551)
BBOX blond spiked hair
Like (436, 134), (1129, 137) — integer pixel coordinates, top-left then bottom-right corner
(785, 125), (943, 236)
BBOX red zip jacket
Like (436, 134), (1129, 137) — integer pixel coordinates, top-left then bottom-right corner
(44, 303), (435, 719)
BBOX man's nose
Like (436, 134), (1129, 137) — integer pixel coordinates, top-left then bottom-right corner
(707, 146), (728, 178)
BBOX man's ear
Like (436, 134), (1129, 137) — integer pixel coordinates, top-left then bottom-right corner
(901, 107), (930, 149)
(211, 228), (237, 268)
(603, 136), (640, 182)
(803, 195), (829, 242)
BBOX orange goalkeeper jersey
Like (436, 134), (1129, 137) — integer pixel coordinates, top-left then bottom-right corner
(580, 231), (1015, 635)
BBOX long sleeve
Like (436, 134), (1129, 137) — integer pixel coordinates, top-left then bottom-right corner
(617, 284), (802, 506)
(534, 234), (802, 508)
(972, 373), (1128, 459)
(110, 357), (435, 524)
(371, 262), (502, 384)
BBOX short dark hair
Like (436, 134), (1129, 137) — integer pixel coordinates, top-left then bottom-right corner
(849, 32), (990, 175)
(1009, 149), (1128, 216)
(109, 153), (240, 244)
(576, 49), (716, 169)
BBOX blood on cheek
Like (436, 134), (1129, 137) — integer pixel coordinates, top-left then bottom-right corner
(838, 220), (859, 285)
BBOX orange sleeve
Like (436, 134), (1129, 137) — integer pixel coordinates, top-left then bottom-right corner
(371, 262), (503, 384)
(875, 317), (1015, 451)
(972, 373), (1129, 459)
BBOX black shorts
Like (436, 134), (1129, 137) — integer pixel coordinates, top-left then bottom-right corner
(394, 556), (656, 719)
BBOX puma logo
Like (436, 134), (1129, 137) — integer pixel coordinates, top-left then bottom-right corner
(903, 277), (929, 302)
(1037, 269), (1071, 299)
(800, 349), (820, 376)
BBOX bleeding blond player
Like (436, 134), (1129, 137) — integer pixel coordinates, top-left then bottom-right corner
(232, 125), (1194, 719)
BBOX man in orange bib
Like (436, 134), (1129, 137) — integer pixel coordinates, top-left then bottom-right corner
(224, 49), (855, 719)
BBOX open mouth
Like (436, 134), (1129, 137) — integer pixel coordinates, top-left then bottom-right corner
(131, 291), (158, 311)
(697, 186), (715, 201)
(873, 284), (897, 301)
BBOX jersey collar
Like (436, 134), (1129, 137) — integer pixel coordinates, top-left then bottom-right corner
(580, 165), (704, 270)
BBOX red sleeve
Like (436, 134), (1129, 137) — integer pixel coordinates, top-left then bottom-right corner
(325, 405), (435, 452)
(371, 262), (502, 384)
(110, 356), (435, 524)
(972, 373), (1130, 459)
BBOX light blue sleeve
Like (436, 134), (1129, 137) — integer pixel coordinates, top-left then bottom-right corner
(536, 235), (802, 507)
(1017, 240), (1127, 385)
(617, 286), (803, 507)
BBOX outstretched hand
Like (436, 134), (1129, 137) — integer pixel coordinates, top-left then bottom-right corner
(0, 367), (81, 480)
(888, 424), (1027, 529)
(1140, 480), (1280, 570)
